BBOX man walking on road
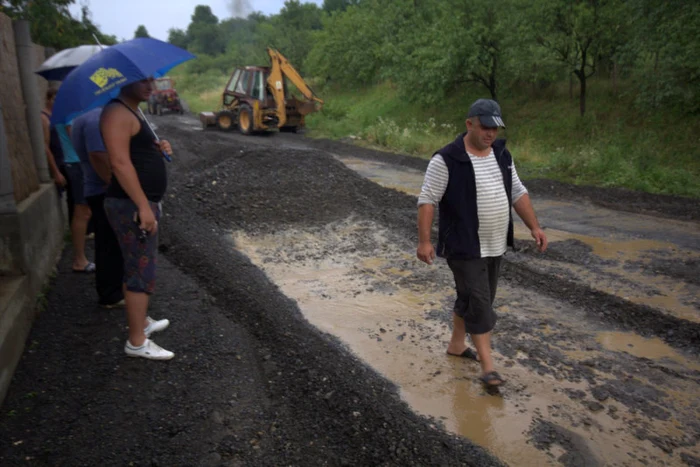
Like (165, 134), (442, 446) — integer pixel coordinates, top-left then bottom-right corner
(416, 99), (548, 389)
(71, 107), (125, 308)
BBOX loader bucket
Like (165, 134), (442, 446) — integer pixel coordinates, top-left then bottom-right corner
(199, 111), (217, 129)
(297, 100), (321, 116)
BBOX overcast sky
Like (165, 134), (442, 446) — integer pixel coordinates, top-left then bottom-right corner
(69, 0), (324, 42)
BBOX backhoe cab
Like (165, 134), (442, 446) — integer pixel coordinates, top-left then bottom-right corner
(199, 48), (323, 134)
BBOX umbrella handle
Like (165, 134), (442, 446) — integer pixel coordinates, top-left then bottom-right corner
(138, 107), (171, 162)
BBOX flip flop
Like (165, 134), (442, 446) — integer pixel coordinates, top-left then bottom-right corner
(100, 299), (125, 309)
(73, 262), (96, 273)
(447, 347), (479, 361)
(480, 371), (506, 388)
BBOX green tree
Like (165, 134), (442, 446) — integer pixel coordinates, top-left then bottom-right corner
(625, 0), (700, 113)
(445, 0), (516, 101)
(191, 4), (219, 25)
(74, 5), (118, 46)
(322, 0), (360, 14)
(307, 3), (383, 85)
(186, 5), (226, 55)
(524, 0), (620, 116)
(167, 28), (189, 49)
(1, 0), (116, 49)
(219, 16), (268, 66)
(364, 0), (515, 104)
(134, 25), (150, 38)
(258, 0), (323, 71)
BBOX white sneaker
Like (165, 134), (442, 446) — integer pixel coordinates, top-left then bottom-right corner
(144, 316), (170, 338)
(125, 339), (174, 360)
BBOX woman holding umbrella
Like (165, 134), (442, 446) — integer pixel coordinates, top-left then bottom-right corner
(101, 78), (174, 360)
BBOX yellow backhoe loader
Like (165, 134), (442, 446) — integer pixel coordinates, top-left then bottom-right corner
(199, 48), (323, 134)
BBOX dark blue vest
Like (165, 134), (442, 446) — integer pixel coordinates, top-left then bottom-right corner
(435, 132), (514, 259)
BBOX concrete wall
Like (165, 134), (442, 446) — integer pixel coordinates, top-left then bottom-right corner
(0, 183), (64, 403)
(0, 13), (40, 203)
(0, 12), (66, 406)
(2, 185), (65, 290)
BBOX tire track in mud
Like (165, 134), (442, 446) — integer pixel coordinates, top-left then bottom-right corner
(156, 115), (700, 466)
(501, 256), (700, 354)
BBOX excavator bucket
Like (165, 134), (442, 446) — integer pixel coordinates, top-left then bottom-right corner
(199, 111), (217, 129)
(296, 100), (320, 116)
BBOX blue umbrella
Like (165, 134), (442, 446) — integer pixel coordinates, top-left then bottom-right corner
(50, 37), (195, 125)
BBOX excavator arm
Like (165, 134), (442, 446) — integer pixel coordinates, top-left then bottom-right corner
(266, 47), (324, 128)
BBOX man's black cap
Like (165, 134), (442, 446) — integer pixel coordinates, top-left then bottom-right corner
(467, 99), (505, 128)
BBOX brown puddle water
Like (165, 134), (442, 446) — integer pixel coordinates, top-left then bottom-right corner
(597, 331), (700, 371)
(232, 224), (556, 465)
(231, 220), (697, 466)
(513, 224), (700, 322)
(333, 157), (422, 196)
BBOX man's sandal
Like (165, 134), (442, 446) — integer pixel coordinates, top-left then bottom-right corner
(447, 347), (479, 361)
(72, 262), (96, 273)
(480, 371), (506, 387)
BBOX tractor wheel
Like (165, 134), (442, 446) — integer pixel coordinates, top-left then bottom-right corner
(157, 104), (163, 116)
(237, 104), (253, 135)
(216, 111), (235, 131)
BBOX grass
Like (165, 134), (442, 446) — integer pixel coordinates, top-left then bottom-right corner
(169, 70), (700, 198)
(169, 68), (229, 115)
(305, 83), (460, 155)
(305, 80), (700, 198)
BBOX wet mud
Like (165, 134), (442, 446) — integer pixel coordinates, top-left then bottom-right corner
(151, 115), (700, 466)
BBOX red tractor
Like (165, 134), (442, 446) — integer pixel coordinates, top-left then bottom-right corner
(147, 77), (184, 115)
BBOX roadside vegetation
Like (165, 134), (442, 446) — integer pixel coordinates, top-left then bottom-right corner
(167, 0), (699, 198)
(303, 81), (700, 198)
(7, 0), (699, 197)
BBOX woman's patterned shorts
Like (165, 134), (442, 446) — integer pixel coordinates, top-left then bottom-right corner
(104, 197), (161, 294)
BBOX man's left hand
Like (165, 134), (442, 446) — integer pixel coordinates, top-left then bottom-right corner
(158, 140), (173, 157)
(531, 227), (548, 252)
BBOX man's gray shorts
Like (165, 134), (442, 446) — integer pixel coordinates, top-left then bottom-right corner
(447, 256), (502, 335)
(63, 163), (87, 205)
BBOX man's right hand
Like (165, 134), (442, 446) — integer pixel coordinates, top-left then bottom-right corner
(417, 241), (436, 265)
(138, 204), (158, 234)
(54, 171), (67, 188)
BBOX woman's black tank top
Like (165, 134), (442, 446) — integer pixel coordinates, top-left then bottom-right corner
(104, 99), (167, 203)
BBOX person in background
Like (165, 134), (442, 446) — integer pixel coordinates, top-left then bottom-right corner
(101, 78), (173, 360)
(56, 117), (95, 273)
(71, 107), (125, 308)
(40, 88), (66, 190)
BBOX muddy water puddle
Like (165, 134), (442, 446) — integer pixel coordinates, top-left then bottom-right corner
(597, 332), (700, 371)
(232, 223), (550, 465)
(333, 157), (423, 196)
(232, 219), (699, 466)
(513, 224), (700, 322)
